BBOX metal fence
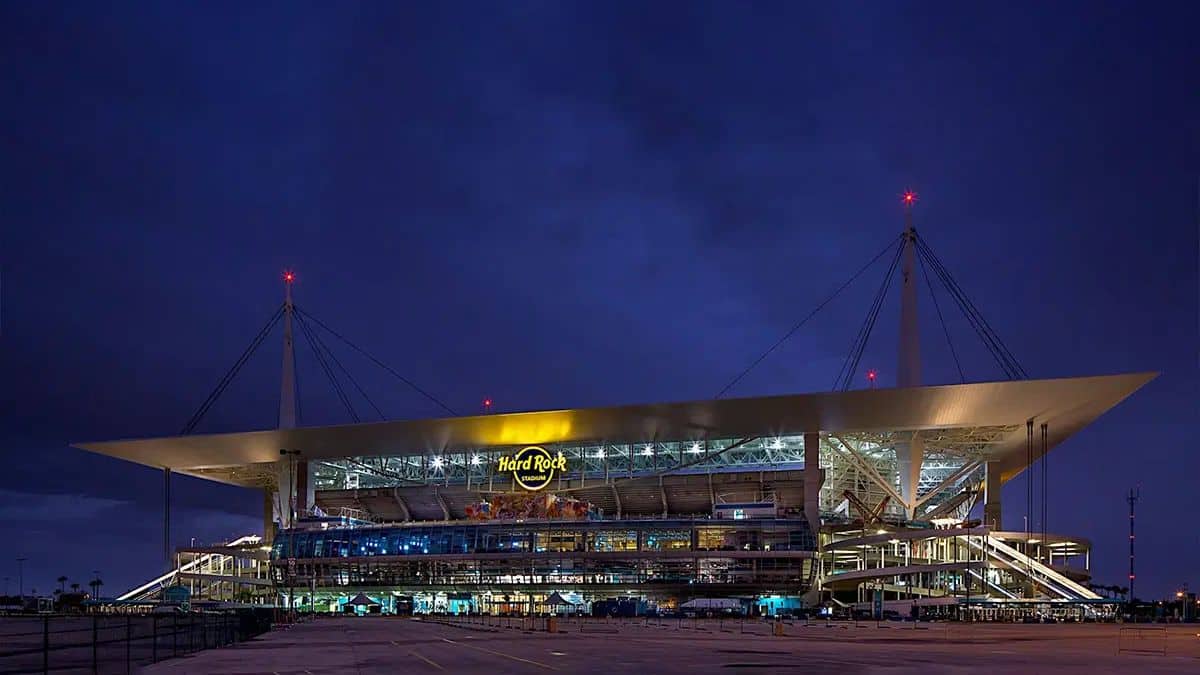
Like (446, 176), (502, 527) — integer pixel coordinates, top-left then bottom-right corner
(1116, 626), (1168, 656)
(0, 613), (261, 674)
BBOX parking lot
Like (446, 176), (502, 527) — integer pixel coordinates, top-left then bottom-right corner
(142, 615), (1200, 674)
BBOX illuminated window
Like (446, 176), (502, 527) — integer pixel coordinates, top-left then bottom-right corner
(641, 529), (691, 551)
(697, 528), (733, 551)
(592, 530), (638, 552)
(535, 531), (583, 552)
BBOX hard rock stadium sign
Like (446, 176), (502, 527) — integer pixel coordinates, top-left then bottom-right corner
(497, 446), (567, 491)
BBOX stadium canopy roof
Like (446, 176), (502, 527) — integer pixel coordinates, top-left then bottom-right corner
(75, 372), (1153, 486)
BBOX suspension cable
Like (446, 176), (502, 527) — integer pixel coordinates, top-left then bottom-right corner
(921, 235), (1017, 379)
(294, 310), (359, 423)
(922, 236), (1026, 378)
(1026, 420), (1034, 583)
(930, 249), (1024, 379)
(294, 306), (458, 416)
(181, 304), (284, 434)
(834, 237), (905, 391)
(915, 236), (1027, 379)
(296, 311), (386, 421)
(922, 242), (1021, 379)
(715, 233), (903, 399)
(917, 248), (966, 383)
(1041, 422), (1048, 560)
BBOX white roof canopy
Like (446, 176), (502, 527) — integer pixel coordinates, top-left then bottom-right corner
(76, 372), (1154, 486)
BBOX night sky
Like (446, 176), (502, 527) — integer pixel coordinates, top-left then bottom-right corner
(2, 2), (1196, 599)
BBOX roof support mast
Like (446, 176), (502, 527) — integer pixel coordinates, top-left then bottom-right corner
(896, 192), (924, 519)
(279, 272), (297, 430)
(898, 193), (920, 389)
(272, 271), (305, 537)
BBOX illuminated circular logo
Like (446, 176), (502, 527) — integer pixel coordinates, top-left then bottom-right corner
(497, 446), (566, 491)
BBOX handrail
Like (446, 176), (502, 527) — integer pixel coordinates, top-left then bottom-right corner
(984, 537), (1099, 599)
(961, 535), (1098, 600)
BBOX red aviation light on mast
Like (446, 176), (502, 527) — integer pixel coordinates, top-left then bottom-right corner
(902, 191), (917, 206)
(283, 270), (295, 284)
(866, 369), (878, 389)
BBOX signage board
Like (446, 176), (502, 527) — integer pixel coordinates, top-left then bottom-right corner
(497, 446), (566, 491)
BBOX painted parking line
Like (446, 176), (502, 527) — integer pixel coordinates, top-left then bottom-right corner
(410, 651), (445, 670)
(441, 637), (559, 670)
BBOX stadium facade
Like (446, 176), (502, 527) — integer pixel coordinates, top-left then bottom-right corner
(77, 225), (1154, 619)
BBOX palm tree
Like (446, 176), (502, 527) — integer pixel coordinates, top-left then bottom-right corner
(88, 578), (103, 600)
(57, 576), (68, 594)
(70, 582), (80, 594)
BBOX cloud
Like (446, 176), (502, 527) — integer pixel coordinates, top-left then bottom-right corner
(0, 489), (127, 521)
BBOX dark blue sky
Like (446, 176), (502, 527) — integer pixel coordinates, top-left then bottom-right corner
(2, 2), (1196, 598)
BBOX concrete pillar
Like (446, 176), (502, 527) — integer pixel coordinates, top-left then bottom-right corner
(295, 460), (314, 516)
(896, 433), (924, 520)
(804, 432), (822, 533)
(263, 488), (277, 544)
(984, 461), (1002, 529)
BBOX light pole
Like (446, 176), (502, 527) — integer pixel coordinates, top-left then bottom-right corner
(16, 558), (26, 598)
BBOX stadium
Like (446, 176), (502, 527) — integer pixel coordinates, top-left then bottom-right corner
(77, 222), (1154, 620)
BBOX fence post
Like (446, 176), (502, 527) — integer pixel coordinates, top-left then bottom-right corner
(42, 615), (49, 675)
(92, 614), (98, 674)
(152, 615), (158, 663)
(172, 615), (178, 657)
(125, 615), (131, 675)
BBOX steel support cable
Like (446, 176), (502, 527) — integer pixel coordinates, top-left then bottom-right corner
(915, 236), (1018, 378)
(1027, 420), (1034, 587)
(1041, 423), (1048, 561)
(927, 257), (1017, 379)
(294, 311), (359, 423)
(842, 241), (903, 390)
(912, 234), (1017, 374)
(294, 311), (360, 422)
(298, 310), (358, 423)
(916, 247), (966, 383)
(714, 233), (903, 399)
(294, 352), (303, 426)
(834, 239), (904, 391)
(919, 236), (1026, 378)
(181, 304), (285, 434)
(915, 236), (1027, 379)
(294, 306), (458, 416)
(832, 239), (901, 392)
(296, 312), (386, 421)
